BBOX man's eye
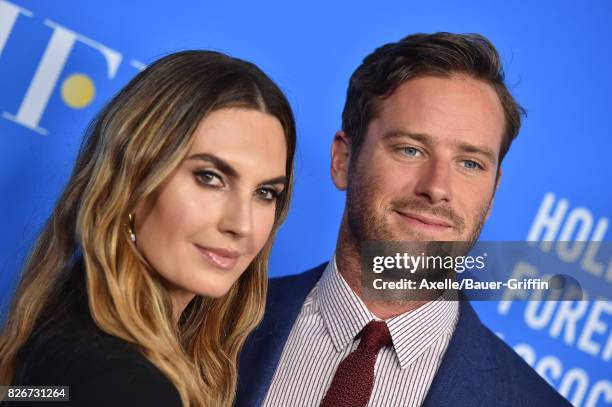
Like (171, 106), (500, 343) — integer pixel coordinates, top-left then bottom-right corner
(399, 147), (422, 157)
(194, 170), (224, 187)
(462, 160), (483, 170)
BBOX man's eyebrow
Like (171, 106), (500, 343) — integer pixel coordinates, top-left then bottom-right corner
(454, 142), (497, 166)
(382, 130), (497, 165)
(187, 153), (288, 186)
(382, 130), (436, 146)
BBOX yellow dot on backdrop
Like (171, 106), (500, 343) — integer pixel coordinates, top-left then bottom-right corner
(61, 73), (95, 108)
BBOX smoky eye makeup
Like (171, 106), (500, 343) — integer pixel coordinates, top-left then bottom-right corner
(193, 168), (225, 188)
(256, 184), (285, 202)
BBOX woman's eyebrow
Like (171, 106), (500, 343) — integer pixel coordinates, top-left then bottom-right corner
(188, 153), (287, 186)
(261, 176), (288, 186)
(187, 153), (238, 179)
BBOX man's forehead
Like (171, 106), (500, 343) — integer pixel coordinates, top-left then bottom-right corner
(367, 75), (506, 153)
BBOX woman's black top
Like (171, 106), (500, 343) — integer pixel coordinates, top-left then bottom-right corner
(4, 261), (182, 407)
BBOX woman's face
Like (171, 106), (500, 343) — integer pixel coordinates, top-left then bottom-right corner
(134, 107), (287, 300)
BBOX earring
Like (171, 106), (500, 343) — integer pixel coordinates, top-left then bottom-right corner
(127, 213), (136, 242)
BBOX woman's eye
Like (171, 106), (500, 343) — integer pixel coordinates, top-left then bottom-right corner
(194, 170), (224, 187)
(256, 187), (279, 202)
(399, 146), (422, 157)
(462, 160), (483, 171)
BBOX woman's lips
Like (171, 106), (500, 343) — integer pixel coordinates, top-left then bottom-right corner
(395, 211), (453, 232)
(194, 244), (240, 270)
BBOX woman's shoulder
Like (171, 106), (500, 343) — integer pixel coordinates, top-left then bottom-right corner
(13, 306), (182, 406)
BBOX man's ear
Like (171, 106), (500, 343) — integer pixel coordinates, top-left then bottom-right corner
(331, 131), (351, 191)
(485, 167), (503, 221)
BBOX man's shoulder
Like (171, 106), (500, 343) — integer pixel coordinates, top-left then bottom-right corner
(268, 262), (327, 297)
(269, 262), (328, 283)
(490, 335), (570, 405)
(463, 307), (571, 406)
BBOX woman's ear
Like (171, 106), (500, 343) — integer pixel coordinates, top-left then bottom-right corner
(331, 131), (351, 191)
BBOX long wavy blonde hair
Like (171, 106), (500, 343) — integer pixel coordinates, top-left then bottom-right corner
(0, 50), (296, 406)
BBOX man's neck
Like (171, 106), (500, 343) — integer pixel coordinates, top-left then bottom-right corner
(335, 217), (430, 320)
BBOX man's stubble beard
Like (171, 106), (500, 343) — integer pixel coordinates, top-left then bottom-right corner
(345, 163), (492, 251)
(339, 164), (493, 304)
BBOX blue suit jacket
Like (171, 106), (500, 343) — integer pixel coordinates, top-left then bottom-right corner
(235, 263), (571, 407)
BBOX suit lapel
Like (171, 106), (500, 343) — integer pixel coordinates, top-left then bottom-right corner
(235, 263), (326, 407)
(421, 300), (498, 407)
(237, 267), (499, 407)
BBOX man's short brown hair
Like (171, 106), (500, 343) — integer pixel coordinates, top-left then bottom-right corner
(342, 32), (525, 166)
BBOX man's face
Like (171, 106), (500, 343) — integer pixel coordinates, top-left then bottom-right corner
(333, 74), (505, 244)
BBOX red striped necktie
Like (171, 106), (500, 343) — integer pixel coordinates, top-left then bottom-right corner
(320, 320), (392, 407)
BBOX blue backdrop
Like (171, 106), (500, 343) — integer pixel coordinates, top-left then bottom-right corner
(0, 1), (610, 405)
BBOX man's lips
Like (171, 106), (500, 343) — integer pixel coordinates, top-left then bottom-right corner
(395, 210), (453, 231)
(194, 244), (240, 270)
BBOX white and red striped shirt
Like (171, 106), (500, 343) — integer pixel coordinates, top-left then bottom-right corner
(262, 257), (459, 407)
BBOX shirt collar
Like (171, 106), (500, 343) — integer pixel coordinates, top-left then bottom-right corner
(317, 256), (374, 353)
(316, 255), (459, 369)
(387, 291), (458, 368)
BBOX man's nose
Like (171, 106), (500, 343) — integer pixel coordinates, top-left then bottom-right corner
(413, 158), (452, 204)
